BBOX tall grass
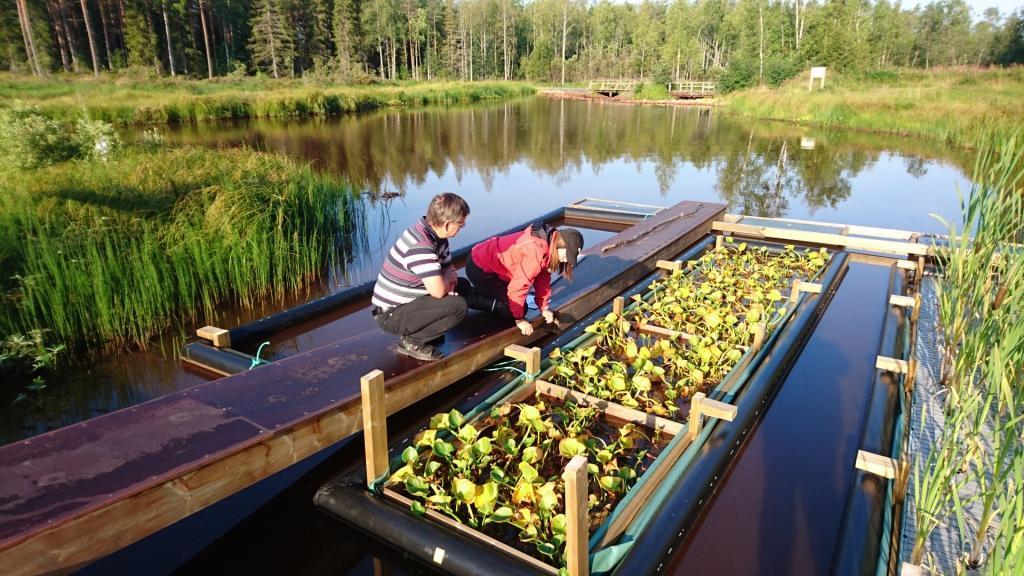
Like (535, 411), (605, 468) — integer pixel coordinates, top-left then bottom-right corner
(913, 132), (1024, 571)
(0, 147), (362, 352)
(0, 75), (536, 125)
(724, 67), (1024, 149)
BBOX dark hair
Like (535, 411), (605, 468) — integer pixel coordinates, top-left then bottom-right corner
(426, 193), (470, 227)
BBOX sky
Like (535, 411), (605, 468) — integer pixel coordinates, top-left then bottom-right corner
(956, 0), (1023, 17)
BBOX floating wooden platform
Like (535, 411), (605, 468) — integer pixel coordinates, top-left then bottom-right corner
(0, 200), (725, 575)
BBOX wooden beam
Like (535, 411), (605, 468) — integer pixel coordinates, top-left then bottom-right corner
(534, 380), (683, 436)
(361, 370), (389, 487)
(687, 392), (737, 439)
(896, 259), (917, 271)
(196, 326), (230, 348)
(612, 296), (624, 316)
(723, 214), (921, 241)
(711, 221), (932, 257)
(855, 450), (907, 483)
(656, 259), (683, 272)
(563, 455), (589, 576)
(637, 322), (695, 342)
(876, 356), (909, 374)
(505, 344), (541, 375)
(889, 295), (915, 308)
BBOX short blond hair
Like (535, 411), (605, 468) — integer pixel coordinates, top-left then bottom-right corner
(426, 193), (470, 227)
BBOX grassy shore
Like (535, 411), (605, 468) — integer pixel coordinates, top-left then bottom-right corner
(0, 145), (362, 353)
(722, 67), (1024, 148)
(0, 74), (535, 124)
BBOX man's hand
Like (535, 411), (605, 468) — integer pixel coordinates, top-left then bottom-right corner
(443, 267), (458, 294)
(542, 309), (556, 324)
(516, 319), (533, 336)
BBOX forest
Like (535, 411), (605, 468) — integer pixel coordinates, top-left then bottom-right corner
(4, 0), (1023, 89)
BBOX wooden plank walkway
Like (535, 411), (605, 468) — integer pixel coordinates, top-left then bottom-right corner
(667, 81), (716, 99)
(0, 200), (725, 575)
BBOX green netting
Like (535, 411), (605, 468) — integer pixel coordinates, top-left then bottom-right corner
(875, 312), (912, 576)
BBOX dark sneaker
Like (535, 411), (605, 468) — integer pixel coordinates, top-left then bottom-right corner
(396, 337), (443, 361)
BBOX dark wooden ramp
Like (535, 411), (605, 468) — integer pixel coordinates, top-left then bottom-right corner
(0, 200), (725, 575)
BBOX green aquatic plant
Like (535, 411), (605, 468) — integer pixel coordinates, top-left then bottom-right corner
(388, 398), (656, 567)
(548, 242), (829, 416)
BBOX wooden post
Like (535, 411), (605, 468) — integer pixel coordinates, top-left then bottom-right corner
(752, 322), (766, 351)
(896, 259), (917, 272)
(612, 296), (624, 316)
(916, 256), (925, 280)
(563, 455), (589, 576)
(688, 393), (737, 439)
(789, 279), (803, 304)
(361, 370), (389, 487)
(715, 235), (723, 249)
(505, 344), (541, 375)
(196, 325), (230, 348)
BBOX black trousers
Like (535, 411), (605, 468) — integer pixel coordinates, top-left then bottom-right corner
(465, 258), (514, 319)
(373, 278), (470, 345)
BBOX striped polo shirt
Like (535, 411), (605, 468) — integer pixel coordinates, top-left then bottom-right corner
(372, 217), (451, 310)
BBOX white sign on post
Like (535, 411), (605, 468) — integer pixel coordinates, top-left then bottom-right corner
(809, 67), (827, 90)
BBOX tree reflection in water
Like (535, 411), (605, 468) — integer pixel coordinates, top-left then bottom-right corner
(165, 96), (969, 225)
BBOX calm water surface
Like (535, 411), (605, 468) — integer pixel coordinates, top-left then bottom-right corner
(2, 96), (969, 445)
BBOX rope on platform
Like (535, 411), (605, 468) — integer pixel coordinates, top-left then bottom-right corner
(250, 341), (271, 369)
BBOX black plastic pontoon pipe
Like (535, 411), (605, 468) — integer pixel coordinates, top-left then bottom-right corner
(182, 342), (255, 375)
(228, 207), (567, 347)
(829, 265), (907, 576)
(610, 252), (850, 576)
(314, 479), (543, 576)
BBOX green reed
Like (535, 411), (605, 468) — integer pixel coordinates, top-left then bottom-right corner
(0, 76), (535, 125)
(915, 132), (1024, 571)
(0, 147), (362, 352)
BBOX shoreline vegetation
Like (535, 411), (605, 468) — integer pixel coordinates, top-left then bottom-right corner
(0, 107), (371, 392)
(540, 67), (1024, 149)
(0, 76), (536, 124)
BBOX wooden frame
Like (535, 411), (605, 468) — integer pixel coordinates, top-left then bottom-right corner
(712, 221), (932, 257)
(196, 325), (231, 348)
(376, 374), (685, 576)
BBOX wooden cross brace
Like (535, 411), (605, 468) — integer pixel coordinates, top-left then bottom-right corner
(688, 392), (738, 439)
(855, 449), (910, 503)
(504, 345), (541, 376)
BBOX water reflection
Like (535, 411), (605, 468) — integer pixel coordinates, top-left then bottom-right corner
(168, 97), (969, 236)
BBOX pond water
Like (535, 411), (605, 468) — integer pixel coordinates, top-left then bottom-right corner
(1, 96), (970, 446)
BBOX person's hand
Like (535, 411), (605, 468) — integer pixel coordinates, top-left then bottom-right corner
(516, 319), (533, 336)
(542, 309), (556, 324)
(443, 267), (458, 294)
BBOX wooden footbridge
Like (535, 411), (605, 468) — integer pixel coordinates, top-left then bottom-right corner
(587, 80), (639, 97)
(586, 80), (717, 99)
(667, 81), (716, 99)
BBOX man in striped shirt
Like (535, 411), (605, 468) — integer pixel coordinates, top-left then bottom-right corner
(371, 193), (471, 361)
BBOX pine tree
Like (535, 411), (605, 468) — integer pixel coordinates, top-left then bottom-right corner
(332, 0), (357, 75)
(248, 0), (293, 78)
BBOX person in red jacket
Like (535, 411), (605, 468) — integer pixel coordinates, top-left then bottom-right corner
(466, 224), (583, 335)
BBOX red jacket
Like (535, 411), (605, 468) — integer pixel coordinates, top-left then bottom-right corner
(470, 226), (552, 319)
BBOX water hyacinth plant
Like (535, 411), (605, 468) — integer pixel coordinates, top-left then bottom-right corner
(387, 399), (661, 567)
(548, 242), (830, 417)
